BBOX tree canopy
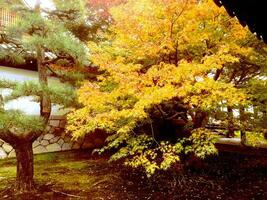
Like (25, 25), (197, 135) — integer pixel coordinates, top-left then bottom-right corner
(67, 0), (267, 176)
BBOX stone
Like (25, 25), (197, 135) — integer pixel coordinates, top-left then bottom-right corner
(8, 149), (16, 158)
(37, 136), (43, 142)
(41, 140), (49, 146)
(34, 145), (47, 154)
(0, 140), (4, 146)
(46, 143), (61, 152)
(50, 136), (60, 143)
(33, 140), (40, 148)
(0, 148), (7, 159)
(38, 134), (44, 141)
(2, 143), (13, 153)
(82, 141), (94, 149)
(58, 139), (64, 146)
(45, 126), (52, 132)
(48, 127), (56, 134)
(49, 120), (60, 127)
(43, 134), (54, 140)
(62, 143), (72, 151)
(50, 115), (63, 120)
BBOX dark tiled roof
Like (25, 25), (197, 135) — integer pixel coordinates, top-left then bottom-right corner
(214, 0), (266, 43)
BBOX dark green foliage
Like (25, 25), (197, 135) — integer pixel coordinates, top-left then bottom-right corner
(0, 0), (107, 67)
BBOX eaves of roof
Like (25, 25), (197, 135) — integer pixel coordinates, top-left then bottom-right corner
(214, 0), (266, 43)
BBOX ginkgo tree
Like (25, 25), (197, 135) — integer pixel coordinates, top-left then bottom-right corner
(67, 0), (264, 176)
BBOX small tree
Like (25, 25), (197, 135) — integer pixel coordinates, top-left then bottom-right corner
(0, 0), (102, 192)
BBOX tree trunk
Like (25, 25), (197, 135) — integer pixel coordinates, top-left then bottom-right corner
(14, 142), (35, 192)
(35, 0), (51, 123)
(262, 103), (267, 129)
(193, 111), (208, 129)
(240, 130), (247, 146)
(239, 106), (247, 145)
(227, 106), (234, 138)
(253, 105), (259, 121)
(37, 46), (51, 123)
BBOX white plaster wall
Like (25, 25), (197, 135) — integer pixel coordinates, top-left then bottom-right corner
(0, 66), (68, 115)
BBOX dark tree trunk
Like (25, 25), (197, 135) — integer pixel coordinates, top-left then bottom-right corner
(240, 130), (247, 146)
(14, 142), (34, 192)
(227, 106), (234, 138)
(262, 103), (267, 129)
(253, 105), (259, 121)
(37, 46), (51, 123)
(35, 1), (51, 123)
(239, 106), (247, 145)
(0, 131), (41, 193)
(193, 111), (208, 129)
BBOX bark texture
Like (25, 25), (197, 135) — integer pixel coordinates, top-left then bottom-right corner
(37, 46), (51, 123)
(239, 106), (247, 145)
(14, 142), (34, 192)
(227, 106), (235, 138)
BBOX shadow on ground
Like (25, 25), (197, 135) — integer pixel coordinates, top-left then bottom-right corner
(0, 150), (266, 200)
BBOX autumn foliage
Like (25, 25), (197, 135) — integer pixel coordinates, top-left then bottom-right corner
(67, 0), (267, 175)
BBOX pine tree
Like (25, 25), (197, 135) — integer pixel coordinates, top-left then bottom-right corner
(0, 0), (100, 192)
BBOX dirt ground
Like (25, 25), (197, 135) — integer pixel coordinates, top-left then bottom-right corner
(0, 150), (266, 200)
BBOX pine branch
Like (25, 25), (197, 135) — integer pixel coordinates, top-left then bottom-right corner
(2, 81), (79, 108)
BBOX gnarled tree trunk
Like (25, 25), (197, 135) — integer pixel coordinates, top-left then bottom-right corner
(14, 142), (34, 192)
(0, 131), (40, 193)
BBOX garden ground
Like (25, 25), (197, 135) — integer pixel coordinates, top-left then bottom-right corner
(0, 150), (266, 200)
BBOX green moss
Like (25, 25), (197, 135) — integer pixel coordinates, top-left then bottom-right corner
(0, 158), (16, 167)
(0, 166), (16, 177)
(0, 150), (122, 196)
